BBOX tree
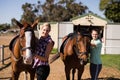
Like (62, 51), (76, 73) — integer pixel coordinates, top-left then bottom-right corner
(57, 0), (88, 21)
(0, 23), (10, 31)
(99, 0), (109, 11)
(21, 0), (88, 22)
(99, 0), (120, 22)
(21, 3), (37, 24)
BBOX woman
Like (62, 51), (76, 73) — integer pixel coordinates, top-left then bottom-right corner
(90, 29), (102, 80)
(33, 23), (54, 80)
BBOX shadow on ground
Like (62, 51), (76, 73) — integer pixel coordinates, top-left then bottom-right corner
(0, 62), (11, 71)
(0, 77), (11, 80)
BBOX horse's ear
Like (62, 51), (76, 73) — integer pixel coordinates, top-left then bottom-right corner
(11, 18), (23, 29)
(31, 19), (39, 28)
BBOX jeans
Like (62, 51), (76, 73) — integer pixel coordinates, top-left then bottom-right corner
(36, 65), (50, 80)
(90, 63), (102, 80)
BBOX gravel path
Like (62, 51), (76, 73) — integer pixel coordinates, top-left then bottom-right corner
(0, 55), (120, 80)
(0, 36), (120, 80)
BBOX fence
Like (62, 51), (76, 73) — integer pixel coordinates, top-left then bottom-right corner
(0, 45), (30, 80)
(0, 45), (10, 65)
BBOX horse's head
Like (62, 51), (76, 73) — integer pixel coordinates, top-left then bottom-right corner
(12, 18), (39, 64)
(73, 32), (90, 65)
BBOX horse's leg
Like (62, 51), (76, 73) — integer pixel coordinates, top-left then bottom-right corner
(60, 52), (64, 61)
(72, 68), (76, 80)
(11, 71), (20, 80)
(65, 66), (71, 80)
(29, 69), (36, 80)
(11, 62), (20, 80)
(77, 66), (84, 80)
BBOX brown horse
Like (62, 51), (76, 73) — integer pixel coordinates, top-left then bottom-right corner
(9, 19), (38, 80)
(50, 32), (90, 80)
(59, 32), (90, 80)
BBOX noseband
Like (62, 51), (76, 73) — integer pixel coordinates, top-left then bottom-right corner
(21, 47), (32, 51)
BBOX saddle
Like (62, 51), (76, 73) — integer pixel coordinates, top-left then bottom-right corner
(60, 33), (75, 54)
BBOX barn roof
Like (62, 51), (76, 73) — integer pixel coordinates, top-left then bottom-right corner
(71, 13), (108, 26)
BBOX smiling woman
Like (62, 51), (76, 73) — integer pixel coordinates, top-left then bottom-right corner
(33, 22), (54, 80)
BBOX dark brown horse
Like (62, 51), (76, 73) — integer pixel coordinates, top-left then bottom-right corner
(9, 19), (38, 80)
(50, 32), (90, 80)
(60, 32), (90, 80)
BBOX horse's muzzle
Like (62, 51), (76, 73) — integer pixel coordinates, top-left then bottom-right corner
(23, 57), (33, 65)
(79, 58), (89, 65)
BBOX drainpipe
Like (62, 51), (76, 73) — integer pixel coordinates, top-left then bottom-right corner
(103, 24), (107, 54)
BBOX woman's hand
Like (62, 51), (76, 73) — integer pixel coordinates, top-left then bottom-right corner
(33, 54), (39, 59)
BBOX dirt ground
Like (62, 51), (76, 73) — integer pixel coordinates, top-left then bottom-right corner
(0, 35), (120, 80)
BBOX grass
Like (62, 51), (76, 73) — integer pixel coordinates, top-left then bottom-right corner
(51, 48), (58, 54)
(50, 50), (120, 70)
(101, 54), (120, 70)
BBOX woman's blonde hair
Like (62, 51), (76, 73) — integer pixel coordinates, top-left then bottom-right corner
(41, 22), (51, 31)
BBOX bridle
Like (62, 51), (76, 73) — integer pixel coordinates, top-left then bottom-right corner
(73, 33), (88, 65)
(21, 47), (32, 51)
(10, 18), (39, 64)
(74, 34), (87, 55)
(12, 27), (35, 62)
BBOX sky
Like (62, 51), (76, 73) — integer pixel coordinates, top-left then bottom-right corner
(0, 0), (105, 24)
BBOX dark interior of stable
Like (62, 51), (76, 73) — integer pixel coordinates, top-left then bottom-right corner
(74, 25), (103, 39)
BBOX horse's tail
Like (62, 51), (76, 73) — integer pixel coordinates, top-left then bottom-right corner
(49, 53), (60, 64)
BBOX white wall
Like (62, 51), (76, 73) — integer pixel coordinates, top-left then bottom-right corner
(58, 22), (73, 52)
(105, 24), (120, 54)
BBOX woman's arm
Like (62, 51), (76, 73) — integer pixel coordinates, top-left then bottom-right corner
(91, 40), (102, 48)
(35, 41), (54, 61)
(91, 40), (96, 47)
(91, 43), (96, 47)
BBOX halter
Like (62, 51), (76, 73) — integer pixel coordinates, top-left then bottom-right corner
(74, 34), (87, 55)
(73, 34), (88, 65)
(12, 28), (35, 62)
(19, 27), (35, 53)
(21, 47), (32, 51)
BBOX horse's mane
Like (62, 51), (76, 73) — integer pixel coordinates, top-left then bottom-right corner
(60, 32), (78, 53)
(9, 35), (19, 51)
(67, 32), (79, 40)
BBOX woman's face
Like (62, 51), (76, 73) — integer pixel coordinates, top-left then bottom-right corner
(91, 30), (98, 40)
(41, 26), (50, 37)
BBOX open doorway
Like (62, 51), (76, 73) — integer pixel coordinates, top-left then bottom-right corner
(74, 24), (104, 39)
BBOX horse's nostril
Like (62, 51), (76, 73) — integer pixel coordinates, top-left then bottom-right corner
(24, 57), (33, 64)
(80, 59), (84, 65)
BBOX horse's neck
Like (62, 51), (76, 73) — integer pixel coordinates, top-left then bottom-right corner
(9, 35), (19, 51)
(12, 38), (22, 60)
(31, 37), (38, 52)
